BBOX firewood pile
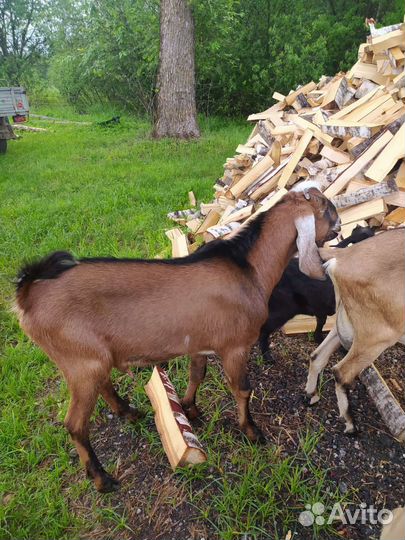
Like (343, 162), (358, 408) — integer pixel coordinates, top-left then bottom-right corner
(167, 20), (405, 249)
(165, 21), (405, 334)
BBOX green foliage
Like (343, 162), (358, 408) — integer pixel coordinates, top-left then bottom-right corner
(49, 0), (159, 114)
(2, 0), (404, 116)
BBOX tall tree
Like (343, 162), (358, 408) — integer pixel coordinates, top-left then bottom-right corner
(153, 0), (199, 139)
(0, 0), (48, 84)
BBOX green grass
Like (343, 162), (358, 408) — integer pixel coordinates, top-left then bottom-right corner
(0, 108), (347, 539)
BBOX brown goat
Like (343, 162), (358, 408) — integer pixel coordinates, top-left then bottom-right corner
(305, 229), (405, 434)
(15, 187), (339, 492)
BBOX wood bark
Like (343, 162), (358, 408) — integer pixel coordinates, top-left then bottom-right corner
(145, 367), (206, 468)
(360, 366), (405, 442)
(153, 0), (200, 139)
(332, 178), (398, 209)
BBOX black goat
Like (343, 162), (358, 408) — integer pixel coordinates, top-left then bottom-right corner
(259, 225), (375, 361)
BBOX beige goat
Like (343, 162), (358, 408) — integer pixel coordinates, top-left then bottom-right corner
(305, 229), (405, 434)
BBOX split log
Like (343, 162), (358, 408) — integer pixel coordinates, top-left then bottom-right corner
(195, 210), (221, 234)
(278, 129), (313, 188)
(324, 129), (394, 198)
(282, 314), (336, 335)
(188, 191), (197, 207)
(145, 367), (207, 469)
(365, 123), (405, 182)
(359, 365), (405, 442)
(332, 178), (398, 209)
(11, 124), (47, 132)
(221, 204), (253, 225)
(29, 114), (92, 125)
(229, 154), (274, 199)
(338, 198), (387, 225)
(204, 221), (241, 241)
(165, 228), (189, 257)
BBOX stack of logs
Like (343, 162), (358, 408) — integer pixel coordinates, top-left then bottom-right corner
(166, 20), (405, 335)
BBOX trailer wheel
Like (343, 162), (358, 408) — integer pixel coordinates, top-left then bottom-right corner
(0, 139), (7, 154)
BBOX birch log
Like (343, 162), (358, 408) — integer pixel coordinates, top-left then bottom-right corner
(332, 178), (398, 209)
(360, 365), (405, 442)
(145, 367), (207, 469)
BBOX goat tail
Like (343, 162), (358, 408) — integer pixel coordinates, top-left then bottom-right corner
(15, 251), (77, 311)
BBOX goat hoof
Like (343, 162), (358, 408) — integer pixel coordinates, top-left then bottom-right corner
(244, 424), (266, 444)
(314, 334), (324, 345)
(180, 402), (201, 420)
(303, 393), (319, 407)
(344, 425), (358, 437)
(262, 351), (274, 363)
(124, 406), (146, 424)
(95, 473), (120, 493)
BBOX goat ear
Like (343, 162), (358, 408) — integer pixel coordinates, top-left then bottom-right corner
(294, 213), (326, 280)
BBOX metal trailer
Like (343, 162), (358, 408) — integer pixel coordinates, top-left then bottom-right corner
(0, 87), (30, 153)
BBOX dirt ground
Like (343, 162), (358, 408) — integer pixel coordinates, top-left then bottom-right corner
(77, 332), (405, 540)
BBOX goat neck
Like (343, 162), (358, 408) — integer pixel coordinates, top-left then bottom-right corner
(247, 206), (297, 297)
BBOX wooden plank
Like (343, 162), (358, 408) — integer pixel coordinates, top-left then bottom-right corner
(145, 367), (207, 469)
(292, 115), (333, 145)
(186, 218), (202, 233)
(236, 144), (256, 156)
(320, 145), (352, 164)
(388, 46), (405, 64)
(230, 154), (274, 198)
(200, 202), (222, 215)
(338, 198), (387, 225)
(195, 210), (221, 234)
(321, 76), (347, 107)
(270, 124), (297, 136)
(324, 130), (394, 198)
(329, 85), (383, 120)
(272, 91), (285, 102)
(285, 81), (317, 106)
(369, 29), (405, 54)
(221, 204), (253, 225)
(258, 188), (288, 213)
(343, 94), (393, 122)
(365, 123), (405, 182)
(340, 220), (368, 238)
(165, 228), (189, 258)
(267, 111), (285, 126)
(277, 130), (313, 188)
(347, 136), (366, 155)
(385, 207), (405, 223)
(247, 102), (282, 122)
(385, 191), (405, 207)
(345, 178), (376, 194)
(283, 315), (336, 335)
(247, 158), (289, 197)
(188, 191), (196, 207)
(249, 170), (283, 201)
(396, 161), (405, 191)
(348, 61), (390, 85)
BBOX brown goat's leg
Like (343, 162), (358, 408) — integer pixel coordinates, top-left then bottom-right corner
(332, 339), (396, 434)
(100, 379), (144, 423)
(65, 378), (119, 493)
(181, 354), (207, 420)
(222, 349), (265, 443)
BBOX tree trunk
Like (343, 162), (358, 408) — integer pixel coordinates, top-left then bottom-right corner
(153, 0), (200, 139)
